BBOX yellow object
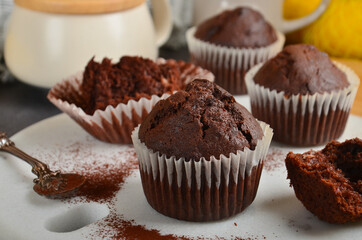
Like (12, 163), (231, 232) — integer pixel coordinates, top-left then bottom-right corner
(284, 0), (322, 19)
(283, 0), (362, 59)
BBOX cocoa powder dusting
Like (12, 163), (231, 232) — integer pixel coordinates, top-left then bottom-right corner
(74, 158), (137, 203)
(32, 137), (266, 239)
(89, 213), (189, 240)
(264, 148), (287, 172)
(33, 138), (189, 240)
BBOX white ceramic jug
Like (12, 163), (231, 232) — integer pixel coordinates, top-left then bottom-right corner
(193, 0), (330, 33)
(5, 0), (172, 88)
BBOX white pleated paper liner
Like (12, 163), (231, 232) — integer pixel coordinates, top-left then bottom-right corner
(131, 121), (273, 221)
(186, 27), (285, 95)
(47, 59), (215, 144)
(245, 61), (360, 146)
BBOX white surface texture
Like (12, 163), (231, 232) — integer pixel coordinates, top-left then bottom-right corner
(0, 96), (361, 240)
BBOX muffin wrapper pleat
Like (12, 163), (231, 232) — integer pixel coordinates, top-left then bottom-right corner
(245, 62), (360, 146)
(186, 27), (285, 95)
(131, 121), (273, 221)
(47, 59), (214, 144)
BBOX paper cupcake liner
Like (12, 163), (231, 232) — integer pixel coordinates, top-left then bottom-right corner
(186, 27), (285, 95)
(131, 121), (273, 221)
(245, 62), (360, 146)
(47, 59), (214, 144)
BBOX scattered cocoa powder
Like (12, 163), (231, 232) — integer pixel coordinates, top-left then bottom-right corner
(73, 155), (138, 203)
(38, 142), (139, 203)
(263, 148), (287, 172)
(32, 137), (267, 239)
(33, 138), (190, 239)
(88, 212), (189, 240)
(233, 237), (258, 240)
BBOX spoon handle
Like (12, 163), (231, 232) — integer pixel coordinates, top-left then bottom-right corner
(0, 131), (61, 187)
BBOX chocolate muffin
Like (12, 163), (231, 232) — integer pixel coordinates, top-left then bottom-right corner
(246, 44), (360, 146)
(48, 57), (214, 144)
(254, 44), (349, 96)
(285, 138), (362, 224)
(139, 79), (263, 161)
(81, 57), (184, 115)
(194, 7), (277, 48)
(132, 79), (273, 221)
(187, 7), (285, 94)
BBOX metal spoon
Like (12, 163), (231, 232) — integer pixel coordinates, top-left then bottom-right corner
(0, 131), (85, 199)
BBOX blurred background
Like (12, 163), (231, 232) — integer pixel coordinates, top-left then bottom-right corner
(1, 0), (361, 83)
(0, 0), (361, 135)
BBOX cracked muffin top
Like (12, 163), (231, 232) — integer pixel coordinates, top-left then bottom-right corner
(138, 79), (263, 161)
(194, 7), (277, 48)
(253, 44), (349, 96)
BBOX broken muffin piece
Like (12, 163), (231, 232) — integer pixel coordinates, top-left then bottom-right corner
(285, 138), (362, 224)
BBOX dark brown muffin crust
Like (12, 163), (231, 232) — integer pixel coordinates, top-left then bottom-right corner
(285, 138), (362, 224)
(81, 57), (185, 114)
(139, 79), (263, 161)
(194, 7), (277, 48)
(254, 44), (349, 96)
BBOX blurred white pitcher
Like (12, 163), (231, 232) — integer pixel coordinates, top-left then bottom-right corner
(193, 0), (330, 33)
(5, 0), (172, 88)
